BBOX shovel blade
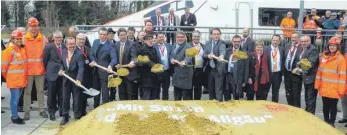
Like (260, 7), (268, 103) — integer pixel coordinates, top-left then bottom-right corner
(83, 88), (100, 96)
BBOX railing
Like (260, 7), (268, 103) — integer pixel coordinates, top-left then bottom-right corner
(75, 25), (347, 53)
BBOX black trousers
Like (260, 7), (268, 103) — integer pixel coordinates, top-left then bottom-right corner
(130, 81), (139, 100)
(322, 97), (339, 123)
(47, 77), (63, 116)
(192, 68), (203, 100)
(174, 87), (192, 100)
(93, 73), (109, 108)
(157, 70), (170, 100)
(304, 83), (317, 114)
(118, 77), (132, 100)
(109, 87), (117, 101)
(166, 30), (176, 44)
(80, 91), (88, 117)
(246, 80), (270, 101)
(284, 71), (302, 108)
(62, 81), (82, 118)
(208, 68), (224, 102)
(269, 71), (282, 103)
(142, 87), (157, 100)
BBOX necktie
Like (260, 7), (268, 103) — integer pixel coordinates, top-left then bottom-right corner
(286, 45), (296, 70)
(57, 46), (62, 56)
(119, 42), (125, 65)
(272, 47), (278, 72)
(68, 51), (72, 64)
(209, 42), (216, 68)
(300, 48), (306, 59)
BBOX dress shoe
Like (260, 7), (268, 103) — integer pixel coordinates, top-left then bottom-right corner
(1, 110), (5, 113)
(40, 111), (48, 118)
(50, 115), (56, 121)
(60, 117), (69, 126)
(11, 117), (25, 125)
(339, 119), (347, 123)
(1, 97), (5, 99)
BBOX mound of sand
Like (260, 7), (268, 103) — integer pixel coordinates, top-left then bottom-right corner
(57, 100), (343, 135)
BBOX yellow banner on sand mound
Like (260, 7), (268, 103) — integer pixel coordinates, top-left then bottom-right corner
(57, 100), (343, 135)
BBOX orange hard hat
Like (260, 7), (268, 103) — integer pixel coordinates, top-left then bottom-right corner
(11, 30), (23, 39)
(329, 37), (341, 45)
(28, 17), (39, 26)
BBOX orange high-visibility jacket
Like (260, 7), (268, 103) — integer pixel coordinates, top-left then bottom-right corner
(23, 32), (47, 75)
(280, 17), (296, 38)
(303, 20), (318, 30)
(315, 51), (347, 99)
(1, 44), (28, 88)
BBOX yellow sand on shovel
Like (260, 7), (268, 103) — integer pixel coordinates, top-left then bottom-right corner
(57, 100), (343, 135)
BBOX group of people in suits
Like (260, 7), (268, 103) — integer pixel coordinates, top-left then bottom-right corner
(150, 7), (197, 43)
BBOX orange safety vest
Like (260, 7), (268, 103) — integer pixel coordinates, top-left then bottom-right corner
(303, 20), (318, 30)
(1, 44), (28, 88)
(5, 42), (14, 48)
(280, 17), (296, 38)
(315, 51), (347, 99)
(23, 32), (47, 75)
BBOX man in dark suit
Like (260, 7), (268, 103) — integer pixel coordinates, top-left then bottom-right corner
(150, 8), (165, 32)
(284, 32), (303, 107)
(107, 28), (117, 101)
(171, 31), (193, 100)
(154, 32), (172, 100)
(89, 27), (118, 108)
(191, 30), (204, 100)
(293, 35), (319, 114)
(107, 28), (117, 44)
(264, 34), (285, 103)
(165, 8), (180, 44)
(76, 33), (93, 117)
(115, 28), (137, 100)
(43, 30), (65, 121)
(203, 28), (226, 102)
(225, 35), (249, 100)
(180, 7), (197, 42)
(241, 28), (255, 54)
(127, 27), (137, 42)
(58, 37), (84, 125)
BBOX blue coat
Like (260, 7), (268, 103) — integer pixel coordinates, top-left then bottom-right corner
(91, 39), (117, 80)
(323, 19), (340, 36)
(150, 15), (165, 31)
(154, 43), (172, 70)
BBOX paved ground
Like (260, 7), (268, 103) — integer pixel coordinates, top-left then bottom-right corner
(1, 81), (347, 135)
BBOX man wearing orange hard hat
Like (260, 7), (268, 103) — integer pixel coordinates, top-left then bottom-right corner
(1, 30), (28, 124)
(22, 17), (48, 120)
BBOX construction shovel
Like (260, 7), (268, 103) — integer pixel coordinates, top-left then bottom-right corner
(94, 64), (118, 75)
(61, 73), (100, 96)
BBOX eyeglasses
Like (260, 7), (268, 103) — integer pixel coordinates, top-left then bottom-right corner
(54, 37), (62, 39)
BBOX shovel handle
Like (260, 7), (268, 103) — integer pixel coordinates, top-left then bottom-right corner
(95, 64), (118, 75)
(62, 73), (90, 92)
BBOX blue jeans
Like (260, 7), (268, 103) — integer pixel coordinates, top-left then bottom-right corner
(10, 88), (21, 119)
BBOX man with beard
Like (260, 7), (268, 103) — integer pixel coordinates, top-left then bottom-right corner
(225, 35), (249, 100)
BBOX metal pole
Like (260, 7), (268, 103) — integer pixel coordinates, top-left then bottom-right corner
(298, 0), (304, 35)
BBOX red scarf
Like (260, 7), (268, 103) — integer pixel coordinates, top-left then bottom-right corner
(253, 51), (270, 91)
